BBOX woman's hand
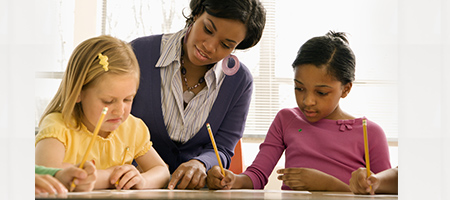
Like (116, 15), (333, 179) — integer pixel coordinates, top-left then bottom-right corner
(277, 167), (350, 191)
(167, 159), (207, 190)
(206, 166), (236, 190)
(110, 164), (147, 190)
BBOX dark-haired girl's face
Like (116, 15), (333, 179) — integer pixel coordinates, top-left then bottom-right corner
(294, 64), (351, 123)
(184, 12), (246, 67)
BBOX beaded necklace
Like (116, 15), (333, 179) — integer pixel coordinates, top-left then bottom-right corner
(181, 55), (205, 104)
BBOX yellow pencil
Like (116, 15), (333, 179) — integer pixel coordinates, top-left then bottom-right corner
(70, 107), (108, 192)
(362, 119), (372, 191)
(206, 123), (225, 176)
(115, 147), (130, 186)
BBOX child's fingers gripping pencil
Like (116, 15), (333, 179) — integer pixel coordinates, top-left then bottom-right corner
(362, 119), (372, 191)
(70, 107), (108, 192)
(206, 123), (225, 176)
(115, 147), (130, 187)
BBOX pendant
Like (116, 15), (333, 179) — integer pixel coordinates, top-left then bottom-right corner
(183, 90), (195, 103)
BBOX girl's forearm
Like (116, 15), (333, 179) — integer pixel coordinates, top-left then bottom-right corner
(93, 168), (116, 189)
(322, 173), (350, 192)
(232, 174), (254, 189)
(140, 165), (170, 189)
(375, 167), (398, 194)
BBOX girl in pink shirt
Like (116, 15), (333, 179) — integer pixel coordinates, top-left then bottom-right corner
(206, 31), (391, 191)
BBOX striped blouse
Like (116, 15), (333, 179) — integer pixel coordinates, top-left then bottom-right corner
(157, 28), (225, 143)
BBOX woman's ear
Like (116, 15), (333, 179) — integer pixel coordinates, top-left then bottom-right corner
(341, 82), (353, 98)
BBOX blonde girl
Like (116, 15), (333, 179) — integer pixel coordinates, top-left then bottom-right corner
(35, 35), (170, 190)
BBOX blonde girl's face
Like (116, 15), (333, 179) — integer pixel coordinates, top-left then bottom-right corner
(184, 12), (246, 67)
(294, 64), (351, 123)
(78, 73), (138, 137)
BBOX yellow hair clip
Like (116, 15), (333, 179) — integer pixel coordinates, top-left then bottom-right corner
(98, 53), (109, 71)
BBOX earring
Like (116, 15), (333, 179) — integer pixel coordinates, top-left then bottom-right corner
(222, 55), (240, 76)
(183, 23), (193, 44)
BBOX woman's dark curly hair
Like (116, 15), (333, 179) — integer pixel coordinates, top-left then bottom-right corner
(185, 0), (266, 50)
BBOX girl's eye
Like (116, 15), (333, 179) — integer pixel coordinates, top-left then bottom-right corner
(295, 87), (303, 91)
(103, 100), (114, 104)
(124, 99), (133, 102)
(317, 91), (328, 96)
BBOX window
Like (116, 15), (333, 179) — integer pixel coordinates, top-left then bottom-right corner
(35, 0), (399, 144)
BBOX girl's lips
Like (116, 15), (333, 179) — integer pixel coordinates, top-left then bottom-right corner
(304, 110), (317, 117)
(106, 118), (121, 123)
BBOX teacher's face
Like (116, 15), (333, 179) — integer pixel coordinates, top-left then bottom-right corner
(184, 12), (246, 67)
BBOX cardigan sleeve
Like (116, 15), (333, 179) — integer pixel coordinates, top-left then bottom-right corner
(192, 62), (253, 171)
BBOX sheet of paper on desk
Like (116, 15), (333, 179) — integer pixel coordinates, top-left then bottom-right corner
(213, 189), (311, 194)
(67, 189), (206, 195)
(324, 193), (398, 198)
(68, 190), (136, 195)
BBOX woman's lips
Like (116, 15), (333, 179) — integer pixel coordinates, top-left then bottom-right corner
(195, 46), (210, 62)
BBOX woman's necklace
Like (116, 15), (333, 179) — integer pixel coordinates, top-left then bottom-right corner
(181, 56), (205, 104)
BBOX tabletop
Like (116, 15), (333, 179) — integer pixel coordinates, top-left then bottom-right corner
(36, 189), (398, 200)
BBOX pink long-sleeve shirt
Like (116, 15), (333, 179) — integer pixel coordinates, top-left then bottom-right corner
(242, 107), (391, 190)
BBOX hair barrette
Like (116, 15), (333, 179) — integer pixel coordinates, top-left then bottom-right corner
(98, 53), (109, 71)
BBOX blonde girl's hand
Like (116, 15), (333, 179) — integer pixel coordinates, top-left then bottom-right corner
(349, 167), (379, 195)
(111, 164), (146, 190)
(59, 160), (97, 192)
(35, 174), (68, 195)
(206, 166), (236, 190)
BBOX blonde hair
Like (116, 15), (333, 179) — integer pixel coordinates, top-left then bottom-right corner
(40, 35), (139, 130)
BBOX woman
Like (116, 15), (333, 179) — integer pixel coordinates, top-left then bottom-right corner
(131, 0), (266, 190)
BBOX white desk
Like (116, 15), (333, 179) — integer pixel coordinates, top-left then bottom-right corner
(36, 189), (398, 200)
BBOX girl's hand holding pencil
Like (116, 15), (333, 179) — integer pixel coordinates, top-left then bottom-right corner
(206, 166), (236, 190)
(62, 161), (97, 192)
(110, 164), (147, 190)
(70, 107), (107, 192)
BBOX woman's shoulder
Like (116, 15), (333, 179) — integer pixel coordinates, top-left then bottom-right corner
(131, 34), (164, 44)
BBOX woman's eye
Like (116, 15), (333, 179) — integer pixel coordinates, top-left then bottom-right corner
(204, 26), (213, 34)
(295, 87), (303, 91)
(221, 42), (231, 49)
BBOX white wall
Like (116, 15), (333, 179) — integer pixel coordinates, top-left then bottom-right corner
(1, 0), (37, 199)
(398, 0), (450, 199)
(2, 0), (449, 199)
